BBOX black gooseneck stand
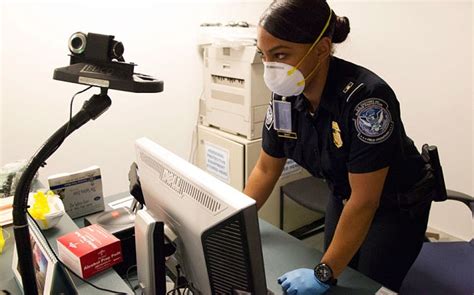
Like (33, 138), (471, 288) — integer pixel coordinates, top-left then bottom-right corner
(12, 31), (163, 295)
(13, 88), (111, 294)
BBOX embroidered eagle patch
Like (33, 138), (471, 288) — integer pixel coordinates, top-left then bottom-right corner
(353, 98), (394, 144)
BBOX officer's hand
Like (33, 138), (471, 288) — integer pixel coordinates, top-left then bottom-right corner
(277, 268), (330, 295)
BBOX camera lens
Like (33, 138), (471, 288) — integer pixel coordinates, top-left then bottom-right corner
(68, 32), (87, 55)
(71, 37), (82, 50)
(110, 41), (124, 60)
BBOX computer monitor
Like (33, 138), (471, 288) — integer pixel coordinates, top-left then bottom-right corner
(12, 216), (76, 295)
(12, 217), (55, 295)
(135, 137), (267, 294)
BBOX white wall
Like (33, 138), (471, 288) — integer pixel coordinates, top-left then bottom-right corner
(1, 0), (472, 240)
(0, 0), (270, 195)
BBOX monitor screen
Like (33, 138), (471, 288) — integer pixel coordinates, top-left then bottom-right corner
(12, 217), (56, 295)
(30, 234), (49, 294)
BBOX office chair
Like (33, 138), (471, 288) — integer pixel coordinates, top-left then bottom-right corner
(279, 176), (330, 240)
(400, 189), (474, 295)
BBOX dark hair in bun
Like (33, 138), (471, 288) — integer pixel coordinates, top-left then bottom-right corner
(332, 16), (350, 44)
(259, 0), (350, 45)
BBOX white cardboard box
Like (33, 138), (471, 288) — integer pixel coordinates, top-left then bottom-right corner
(48, 166), (104, 219)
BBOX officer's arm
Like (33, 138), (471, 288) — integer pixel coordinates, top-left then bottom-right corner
(244, 149), (286, 210)
(320, 167), (388, 278)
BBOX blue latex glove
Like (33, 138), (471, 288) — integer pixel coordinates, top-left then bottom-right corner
(278, 268), (330, 295)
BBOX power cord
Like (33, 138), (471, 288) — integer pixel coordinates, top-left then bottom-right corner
(33, 85), (93, 169)
(166, 265), (190, 295)
(125, 264), (142, 292)
(27, 212), (128, 294)
(65, 86), (93, 136)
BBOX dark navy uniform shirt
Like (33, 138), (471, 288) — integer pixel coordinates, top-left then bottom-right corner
(262, 56), (425, 199)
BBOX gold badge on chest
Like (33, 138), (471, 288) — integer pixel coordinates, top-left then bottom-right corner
(332, 121), (343, 148)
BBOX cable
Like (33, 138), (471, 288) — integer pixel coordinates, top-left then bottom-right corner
(26, 212), (128, 294)
(62, 85), (93, 144)
(67, 86), (93, 132)
(125, 265), (135, 289)
(166, 265), (190, 295)
(166, 285), (189, 295)
(176, 265), (181, 294)
(125, 264), (139, 291)
(32, 86), (93, 169)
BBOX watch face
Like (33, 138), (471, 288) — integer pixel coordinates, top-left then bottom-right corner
(315, 264), (332, 282)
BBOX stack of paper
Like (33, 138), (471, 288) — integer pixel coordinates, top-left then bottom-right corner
(0, 196), (13, 226)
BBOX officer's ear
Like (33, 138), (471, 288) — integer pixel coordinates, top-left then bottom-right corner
(316, 37), (332, 59)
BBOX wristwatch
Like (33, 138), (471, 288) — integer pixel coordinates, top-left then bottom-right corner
(314, 263), (338, 286)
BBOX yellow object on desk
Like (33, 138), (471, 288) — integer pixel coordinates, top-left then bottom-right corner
(27, 190), (65, 230)
(0, 226), (8, 254)
(0, 227), (4, 254)
(28, 190), (52, 228)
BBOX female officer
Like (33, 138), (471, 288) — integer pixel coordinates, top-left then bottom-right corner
(243, 0), (433, 294)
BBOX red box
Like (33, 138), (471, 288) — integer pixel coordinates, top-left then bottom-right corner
(57, 224), (122, 279)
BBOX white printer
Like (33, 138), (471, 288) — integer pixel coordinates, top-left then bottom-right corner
(195, 27), (318, 229)
(199, 28), (271, 140)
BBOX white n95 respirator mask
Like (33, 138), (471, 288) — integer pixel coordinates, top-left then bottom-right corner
(263, 62), (306, 97)
(263, 9), (333, 97)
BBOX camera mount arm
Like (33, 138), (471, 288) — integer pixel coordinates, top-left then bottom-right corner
(14, 31), (163, 294)
(13, 88), (111, 295)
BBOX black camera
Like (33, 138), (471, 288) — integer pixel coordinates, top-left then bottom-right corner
(68, 32), (125, 63)
(54, 32), (163, 93)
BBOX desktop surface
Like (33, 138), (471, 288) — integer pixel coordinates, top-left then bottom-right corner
(80, 193), (383, 294)
(0, 212), (134, 294)
(1, 192), (382, 295)
(259, 219), (382, 295)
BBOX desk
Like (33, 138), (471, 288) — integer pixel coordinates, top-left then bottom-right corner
(260, 219), (382, 294)
(99, 193), (383, 294)
(0, 215), (134, 294)
(1, 193), (382, 294)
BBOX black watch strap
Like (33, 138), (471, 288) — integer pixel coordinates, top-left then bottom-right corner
(314, 263), (338, 286)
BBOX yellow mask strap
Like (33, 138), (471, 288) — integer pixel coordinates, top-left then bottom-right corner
(288, 8), (333, 76)
(296, 60), (322, 86)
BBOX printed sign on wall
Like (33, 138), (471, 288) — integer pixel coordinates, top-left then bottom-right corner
(204, 141), (230, 183)
(281, 159), (302, 178)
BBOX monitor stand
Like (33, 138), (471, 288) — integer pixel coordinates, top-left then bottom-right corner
(135, 209), (167, 295)
(85, 197), (140, 231)
(95, 207), (136, 227)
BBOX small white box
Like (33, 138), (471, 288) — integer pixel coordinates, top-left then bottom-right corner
(57, 224), (122, 279)
(48, 166), (105, 219)
(201, 45), (271, 140)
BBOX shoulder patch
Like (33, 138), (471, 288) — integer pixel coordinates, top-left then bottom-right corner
(353, 98), (394, 144)
(265, 102), (274, 131)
